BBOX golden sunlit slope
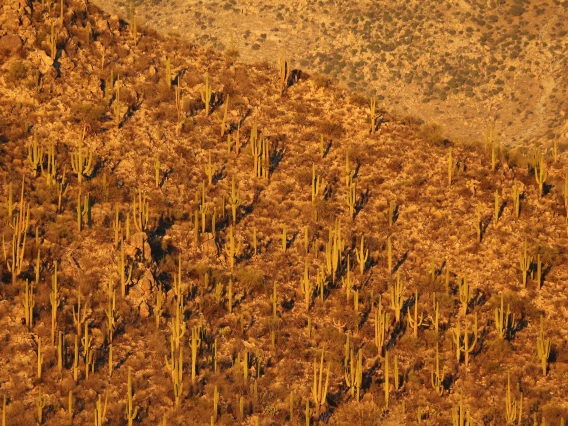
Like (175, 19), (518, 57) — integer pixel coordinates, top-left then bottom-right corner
(1, 0), (568, 425)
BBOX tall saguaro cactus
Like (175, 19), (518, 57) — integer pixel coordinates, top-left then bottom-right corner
(125, 367), (139, 425)
(452, 312), (478, 366)
(70, 126), (93, 186)
(536, 315), (551, 376)
(519, 240), (530, 287)
(355, 236), (369, 275)
(279, 56), (290, 93)
(312, 350), (330, 414)
(390, 271), (404, 323)
(132, 190), (149, 232)
(505, 371), (522, 425)
(374, 300), (389, 355)
(228, 176), (240, 224)
(534, 153), (547, 198)
(431, 343), (445, 396)
(369, 96), (379, 134)
(28, 131), (44, 177)
(201, 73), (212, 115)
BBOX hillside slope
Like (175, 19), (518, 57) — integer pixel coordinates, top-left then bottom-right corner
(92, 0), (568, 148)
(1, 0), (568, 425)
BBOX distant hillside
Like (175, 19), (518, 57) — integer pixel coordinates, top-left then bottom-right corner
(92, 0), (568, 151)
(1, 0), (568, 425)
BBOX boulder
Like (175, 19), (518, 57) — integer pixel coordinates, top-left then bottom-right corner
(0, 34), (22, 54)
(95, 18), (109, 33)
(28, 49), (54, 74)
(138, 268), (155, 294)
(127, 269), (155, 318)
(201, 233), (219, 256)
(128, 232), (152, 261)
(127, 283), (150, 318)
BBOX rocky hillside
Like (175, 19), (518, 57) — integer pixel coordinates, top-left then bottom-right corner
(1, 0), (568, 425)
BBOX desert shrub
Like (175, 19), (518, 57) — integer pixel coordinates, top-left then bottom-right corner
(510, 5), (524, 15)
(296, 166), (312, 187)
(234, 266), (264, 293)
(399, 114), (424, 128)
(349, 93), (368, 108)
(315, 119), (344, 139)
(418, 122), (446, 146)
(309, 72), (331, 89)
(70, 102), (106, 130)
(152, 103), (178, 122)
(5, 60), (28, 85)
(539, 405), (568, 424)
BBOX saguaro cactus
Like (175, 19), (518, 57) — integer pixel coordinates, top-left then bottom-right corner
(223, 225), (240, 270)
(300, 261), (312, 311)
(125, 367), (139, 425)
(354, 236), (369, 275)
(536, 315), (550, 376)
(495, 294), (516, 340)
(346, 178), (356, 219)
(191, 326), (202, 383)
(70, 126), (93, 186)
(24, 279), (35, 329)
(369, 96), (379, 134)
(406, 289), (424, 337)
(374, 300), (389, 355)
(36, 387), (47, 424)
(505, 371), (522, 425)
(312, 350), (330, 413)
(28, 131), (44, 177)
(132, 190), (149, 232)
(50, 262), (60, 345)
(95, 393), (108, 426)
(279, 56), (290, 93)
(431, 343), (445, 396)
(448, 147), (453, 186)
(511, 183), (521, 218)
(201, 73), (212, 115)
(452, 312), (478, 366)
(204, 151), (216, 185)
(519, 240), (530, 287)
(534, 153), (547, 197)
(458, 274), (471, 316)
(311, 164), (324, 204)
(165, 338), (183, 406)
(228, 176), (240, 224)
(390, 271), (404, 323)
(48, 22), (57, 59)
(344, 348), (362, 401)
(452, 399), (473, 426)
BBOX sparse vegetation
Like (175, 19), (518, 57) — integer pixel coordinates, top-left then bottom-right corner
(0, 0), (568, 425)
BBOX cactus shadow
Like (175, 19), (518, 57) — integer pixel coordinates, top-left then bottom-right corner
(480, 216), (492, 242)
(352, 163), (361, 181)
(497, 200), (507, 220)
(392, 251), (409, 275)
(322, 140), (332, 158)
(353, 187), (371, 219)
(237, 188), (261, 224)
(391, 203), (400, 225)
